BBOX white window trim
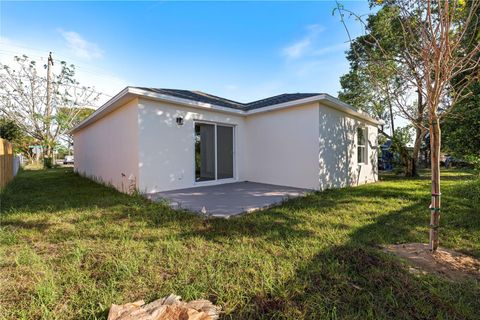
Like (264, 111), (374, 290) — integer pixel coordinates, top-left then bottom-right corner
(357, 126), (368, 165)
(193, 120), (236, 186)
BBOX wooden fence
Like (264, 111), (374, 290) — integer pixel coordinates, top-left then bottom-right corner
(0, 138), (14, 189)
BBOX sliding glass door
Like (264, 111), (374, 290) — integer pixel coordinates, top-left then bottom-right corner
(216, 125), (234, 179)
(195, 122), (234, 182)
(195, 123), (215, 181)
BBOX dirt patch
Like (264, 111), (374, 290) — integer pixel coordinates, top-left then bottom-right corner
(384, 243), (480, 281)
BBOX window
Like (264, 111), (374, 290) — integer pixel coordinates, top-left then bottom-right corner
(357, 127), (367, 164)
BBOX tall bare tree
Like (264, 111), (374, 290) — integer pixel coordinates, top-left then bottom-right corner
(337, 0), (480, 251)
(0, 54), (100, 161)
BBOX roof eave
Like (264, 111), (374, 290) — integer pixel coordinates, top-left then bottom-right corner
(319, 94), (382, 125)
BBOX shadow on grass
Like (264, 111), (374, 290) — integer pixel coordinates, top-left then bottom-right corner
(380, 168), (477, 182)
(2, 167), (477, 255)
(244, 245), (480, 319)
(0, 168), (197, 229)
(195, 174), (478, 318)
(233, 196), (480, 319)
(1, 169), (143, 212)
(1, 218), (52, 231)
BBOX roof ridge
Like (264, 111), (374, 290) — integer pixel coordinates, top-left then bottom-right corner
(246, 92), (321, 107)
(246, 93), (291, 106)
(192, 90), (245, 107)
(132, 87), (324, 111)
(135, 88), (244, 110)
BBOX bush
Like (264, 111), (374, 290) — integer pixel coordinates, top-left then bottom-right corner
(43, 157), (53, 169)
(465, 155), (480, 174)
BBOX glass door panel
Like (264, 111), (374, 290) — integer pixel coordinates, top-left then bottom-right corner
(195, 123), (215, 181)
(216, 125), (234, 179)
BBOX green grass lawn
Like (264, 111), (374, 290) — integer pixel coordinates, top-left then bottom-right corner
(1, 168), (479, 319)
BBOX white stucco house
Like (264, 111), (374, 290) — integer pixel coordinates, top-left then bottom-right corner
(71, 87), (381, 194)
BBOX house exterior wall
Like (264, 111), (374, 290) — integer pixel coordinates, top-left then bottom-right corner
(137, 98), (247, 193)
(73, 98), (139, 192)
(245, 103), (321, 189)
(73, 96), (378, 194)
(244, 102), (378, 191)
(318, 103), (378, 190)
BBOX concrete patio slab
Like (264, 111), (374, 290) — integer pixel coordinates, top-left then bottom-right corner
(147, 182), (311, 218)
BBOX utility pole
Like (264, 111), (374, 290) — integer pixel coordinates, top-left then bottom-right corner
(45, 52), (54, 162)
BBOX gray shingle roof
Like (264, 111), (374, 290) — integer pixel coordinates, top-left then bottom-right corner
(133, 87), (321, 111)
(245, 93), (321, 110)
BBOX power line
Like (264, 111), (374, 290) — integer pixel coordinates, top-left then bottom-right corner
(0, 48), (123, 82)
(0, 51), (114, 98)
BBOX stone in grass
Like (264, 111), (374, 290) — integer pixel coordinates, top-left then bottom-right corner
(107, 294), (221, 320)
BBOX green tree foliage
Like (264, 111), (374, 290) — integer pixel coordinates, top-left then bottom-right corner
(338, 5), (416, 132)
(0, 118), (21, 142)
(442, 83), (480, 169)
(337, 3), (428, 176)
(0, 117), (37, 160)
(337, 0), (480, 251)
(390, 126), (415, 174)
(442, 1), (480, 170)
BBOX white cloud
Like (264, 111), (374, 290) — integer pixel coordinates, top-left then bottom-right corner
(281, 24), (351, 80)
(282, 23), (349, 66)
(312, 42), (349, 56)
(224, 84), (238, 91)
(295, 60), (326, 77)
(282, 24), (325, 59)
(59, 30), (103, 60)
(283, 38), (312, 59)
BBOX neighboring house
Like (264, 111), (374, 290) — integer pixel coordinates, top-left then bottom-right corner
(71, 87), (381, 194)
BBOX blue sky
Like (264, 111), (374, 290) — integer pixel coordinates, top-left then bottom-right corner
(1, 1), (372, 104)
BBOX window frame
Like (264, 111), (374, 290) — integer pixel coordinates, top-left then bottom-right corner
(357, 126), (367, 165)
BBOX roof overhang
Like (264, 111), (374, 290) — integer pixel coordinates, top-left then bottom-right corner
(70, 87), (382, 134)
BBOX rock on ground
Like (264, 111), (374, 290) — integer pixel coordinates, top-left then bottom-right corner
(107, 294), (221, 320)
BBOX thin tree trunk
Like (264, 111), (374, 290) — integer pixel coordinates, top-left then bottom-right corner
(399, 145), (414, 177)
(410, 128), (425, 176)
(388, 101), (395, 136)
(429, 118), (441, 251)
(409, 84), (425, 176)
(26, 153), (35, 164)
(403, 146), (416, 177)
(43, 144), (54, 168)
(405, 156), (414, 177)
